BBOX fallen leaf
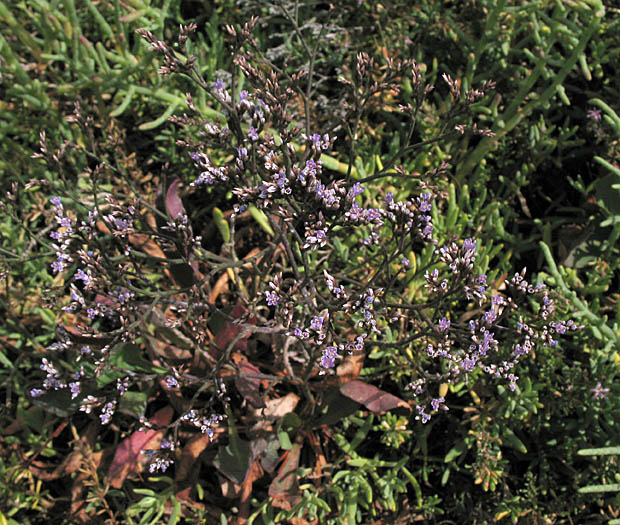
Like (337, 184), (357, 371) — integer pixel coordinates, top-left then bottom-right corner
(108, 406), (174, 488)
(213, 432), (253, 485)
(234, 359), (266, 408)
(239, 460), (264, 521)
(175, 434), (211, 502)
(269, 442), (302, 511)
(336, 350), (365, 383)
(340, 380), (410, 413)
(256, 393), (300, 419)
(212, 303), (254, 356)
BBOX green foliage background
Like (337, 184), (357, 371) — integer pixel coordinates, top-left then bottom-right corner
(0, 0), (619, 523)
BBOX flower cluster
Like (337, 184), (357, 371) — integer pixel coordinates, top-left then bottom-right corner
(141, 438), (177, 473)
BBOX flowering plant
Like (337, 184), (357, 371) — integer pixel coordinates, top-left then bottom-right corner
(27, 18), (581, 519)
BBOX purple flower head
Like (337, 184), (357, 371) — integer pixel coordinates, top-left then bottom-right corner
(51, 260), (64, 274)
(213, 78), (224, 90)
(293, 328), (309, 339)
(591, 382), (609, 400)
(401, 257), (410, 268)
(431, 397), (445, 411)
(50, 196), (62, 207)
(248, 126), (258, 141)
(462, 357), (476, 372)
(69, 382), (81, 399)
(587, 108), (602, 121)
(320, 345), (340, 369)
(438, 317), (451, 332)
(265, 290), (279, 306)
(418, 193), (432, 212)
(239, 90), (248, 101)
(165, 376), (179, 388)
(483, 310), (497, 324)
(310, 316), (324, 330)
(348, 182), (365, 199)
(74, 268), (92, 285)
(463, 238), (476, 251)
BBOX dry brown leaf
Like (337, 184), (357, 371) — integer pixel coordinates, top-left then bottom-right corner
(175, 434), (211, 502)
(336, 351), (365, 383)
(255, 393), (300, 420)
(269, 442), (302, 511)
(239, 460), (264, 521)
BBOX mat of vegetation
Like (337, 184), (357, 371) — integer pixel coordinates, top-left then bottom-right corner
(1, 1), (619, 523)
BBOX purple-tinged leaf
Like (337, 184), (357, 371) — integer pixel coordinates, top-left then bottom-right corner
(340, 380), (410, 413)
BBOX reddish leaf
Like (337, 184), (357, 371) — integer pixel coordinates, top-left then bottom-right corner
(108, 406), (174, 488)
(165, 178), (186, 221)
(213, 303), (254, 356)
(339, 380), (410, 413)
(235, 360), (265, 408)
(155, 177), (198, 288)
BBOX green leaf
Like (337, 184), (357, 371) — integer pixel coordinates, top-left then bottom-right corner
(213, 433), (253, 485)
(28, 386), (81, 417)
(213, 207), (231, 243)
(248, 204), (274, 236)
(578, 483), (620, 494)
(119, 391), (148, 419)
(109, 343), (167, 374)
(444, 440), (468, 463)
(278, 429), (292, 450)
(501, 427), (527, 453)
(578, 446), (620, 456)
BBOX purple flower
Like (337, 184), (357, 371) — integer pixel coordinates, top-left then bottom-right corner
(50, 196), (62, 207)
(69, 382), (81, 399)
(348, 182), (365, 199)
(165, 376), (179, 388)
(51, 260), (64, 273)
(266, 290), (279, 306)
(418, 193), (432, 212)
(100, 400), (117, 425)
(248, 126), (258, 141)
(293, 328), (309, 339)
(462, 357), (476, 372)
(438, 317), (450, 332)
(30, 388), (44, 398)
(483, 310), (497, 323)
(213, 78), (224, 90)
(431, 397), (445, 411)
(587, 108), (602, 121)
(311, 316), (324, 330)
(401, 257), (410, 268)
(464, 238), (476, 251)
(591, 382), (609, 400)
(74, 268), (92, 285)
(320, 345), (339, 369)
